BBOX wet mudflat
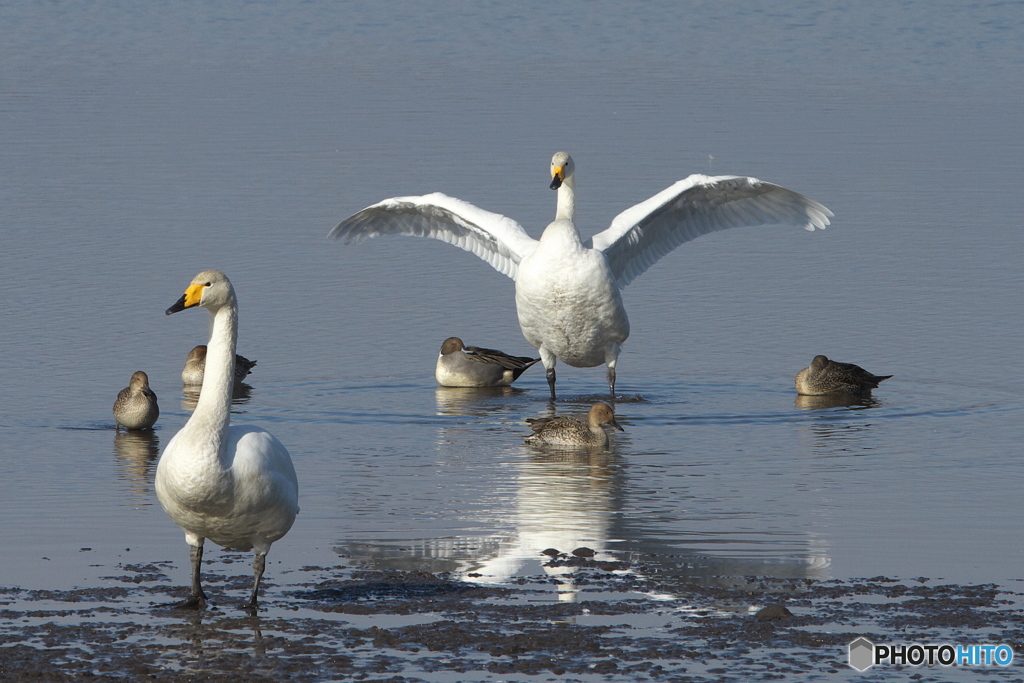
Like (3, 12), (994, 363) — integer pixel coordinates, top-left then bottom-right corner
(2, 557), (1021, 682)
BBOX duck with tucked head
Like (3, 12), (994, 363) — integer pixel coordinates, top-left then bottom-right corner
(795, 355), (892, 396)
(156, 270), (298, 611)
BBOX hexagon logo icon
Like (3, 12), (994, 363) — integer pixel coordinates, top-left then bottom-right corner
(848, 637), (875, 671)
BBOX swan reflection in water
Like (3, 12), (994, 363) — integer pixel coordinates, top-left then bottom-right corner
(460, 448), (623, 602)
(334, 449), (831, 603)
(455, 448), (832, 602)
(335, 393), (832, 602)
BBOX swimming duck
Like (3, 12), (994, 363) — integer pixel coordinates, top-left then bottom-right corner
(524, 402), (624, 448)
(113, 370), (159, 430)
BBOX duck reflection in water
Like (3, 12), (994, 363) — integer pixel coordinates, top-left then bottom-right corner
(112, 429), (160, 504)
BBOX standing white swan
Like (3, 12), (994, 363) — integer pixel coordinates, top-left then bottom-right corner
(156, 270), (298, 610)
(330, 152), (832, 400)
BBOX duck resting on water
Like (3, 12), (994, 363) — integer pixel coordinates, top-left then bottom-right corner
(435, 336), (540, 387)
(795, 355), (892, 396)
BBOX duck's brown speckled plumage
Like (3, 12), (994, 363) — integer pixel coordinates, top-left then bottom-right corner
(795, 355), (891, 396)
(524, 402), (623, 447)
(113, 370), (159, 430)
(182, 345), (257, 385)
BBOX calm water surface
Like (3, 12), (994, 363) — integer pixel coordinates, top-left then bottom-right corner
(1, 2), (1021, 604)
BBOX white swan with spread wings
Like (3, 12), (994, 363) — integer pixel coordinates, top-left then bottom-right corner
(330, 152), (832, 400)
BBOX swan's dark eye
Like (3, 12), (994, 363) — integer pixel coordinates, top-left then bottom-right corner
(204, 282), (212, 287)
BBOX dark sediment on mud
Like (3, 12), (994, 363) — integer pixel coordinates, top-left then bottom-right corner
(1, 557), (1022, 682)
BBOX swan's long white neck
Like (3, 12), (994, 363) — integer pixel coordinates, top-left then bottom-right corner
(555, 174), (576, 222)
(541, 174), (584, 250)
(185, 300), (238, 455)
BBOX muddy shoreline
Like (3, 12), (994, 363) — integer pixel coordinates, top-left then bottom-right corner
(1, 552), (1021, 682)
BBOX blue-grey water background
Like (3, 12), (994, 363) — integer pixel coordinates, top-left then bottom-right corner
(1, 0), (1021, 605)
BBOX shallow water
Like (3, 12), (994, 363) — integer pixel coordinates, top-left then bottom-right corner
(1, 1), (1023, 677)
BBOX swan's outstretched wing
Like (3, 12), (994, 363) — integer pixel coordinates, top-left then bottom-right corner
(589, 175), (833, 288)
(329, 193), (538, 280)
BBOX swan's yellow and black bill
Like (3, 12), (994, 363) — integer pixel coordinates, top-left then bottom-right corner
(550, 166), (565, 190)
(165, 283), (205, 315)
